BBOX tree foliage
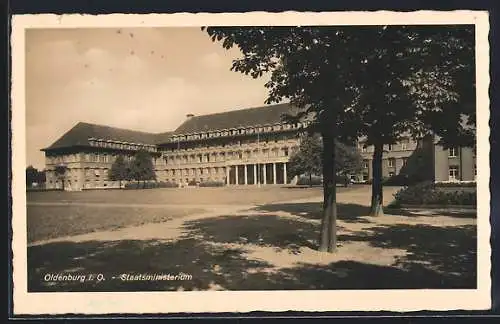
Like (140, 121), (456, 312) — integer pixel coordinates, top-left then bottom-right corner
(129, 150), (156, 187)
(109, 155), (129, 188)
(26, 165), (45, 187)
(54, 164), (68, 190)
(288, 133), (323, 180)
(288, 133), (363, 179)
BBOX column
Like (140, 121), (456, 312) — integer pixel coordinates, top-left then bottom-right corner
(253, 164), (257, 185)
(263, 164), (267, 185)
(226, 166), (230, 185)
(283, 162), (287, 184)
(273, 163), (277, 184)
(235, 165), (239, 185)
(244, 164), (248, 185)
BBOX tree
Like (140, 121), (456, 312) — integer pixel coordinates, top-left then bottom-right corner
(203, 25), (474, 251)
(26, 166), (39, 188)
(54, 165), (68, 190)
(343, 26), (475, 216)
(204, 26), (363, 252)
(288, 133), (322, 186)
(38, 169), (46, 186)
(129, 150), (156, 188)
(288, 133), (363, 186)
(109, 155), (128, 188)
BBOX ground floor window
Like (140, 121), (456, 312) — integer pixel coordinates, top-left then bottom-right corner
(449, 166), (460, 181)
(362, 172), (369, 181)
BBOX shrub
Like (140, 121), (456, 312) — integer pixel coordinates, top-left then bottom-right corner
(296, 175), (323, 186)
(392, 181), (476, 206)
(157, 181), (178, 188)
(124, 181), (178, 189)
(198, 180), (225, 187)
(435, 181), (476, 188)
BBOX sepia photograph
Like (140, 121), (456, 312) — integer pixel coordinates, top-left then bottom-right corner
(11, 11), (490, 314)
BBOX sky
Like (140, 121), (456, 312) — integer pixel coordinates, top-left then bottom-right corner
(25, 27), (272, 170)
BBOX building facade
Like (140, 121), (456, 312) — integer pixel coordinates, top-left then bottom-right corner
(41, 103), (476, 191)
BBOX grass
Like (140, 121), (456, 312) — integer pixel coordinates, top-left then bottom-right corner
(27, 205), (205, 243)
(26, 186), (332, 206)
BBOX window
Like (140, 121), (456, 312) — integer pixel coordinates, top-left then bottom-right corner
(388, 158), (395, 168)
(362, 173), (369, 181)
(361, 145), (367, 153)
(387, 144), (393, 151)
(449, 147), (459, 157)
(449, 166), (460, 181)
(402, 157), (408, 166)
(284, 148), (289, 157)
(401, 140), (408, 150)
(363, 160), (369, 169)
(474, 165), (477, 180)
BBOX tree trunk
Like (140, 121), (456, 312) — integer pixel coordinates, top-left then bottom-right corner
(119, 179), (122, 188)
(319, 128), (337, 253)
(370, 142), (384, 217)
(309, 173), (312, 187)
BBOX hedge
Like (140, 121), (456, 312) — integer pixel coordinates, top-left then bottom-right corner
(198, 180), (225, 187)
(435, 181), (476, 188)
(124, 181), (178, 189)
(296, 175), (351, 186)
(391, 181), (477, 207)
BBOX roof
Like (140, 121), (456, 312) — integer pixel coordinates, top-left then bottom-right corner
(173, 103), (298, 135)
(42, 122), (172, 151)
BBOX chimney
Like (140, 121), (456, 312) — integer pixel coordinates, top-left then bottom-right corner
(186, 114), (195, 119)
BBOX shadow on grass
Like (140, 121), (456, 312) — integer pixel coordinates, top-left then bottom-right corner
(253, 202), (372, 223)
(383, 207), (477, 218)
(338, 224), (477, 286)
(183, 214), (322, 253)
(28, 238), (273, 292)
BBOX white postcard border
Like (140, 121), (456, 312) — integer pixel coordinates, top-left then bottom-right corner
(11, 11), (491, 315)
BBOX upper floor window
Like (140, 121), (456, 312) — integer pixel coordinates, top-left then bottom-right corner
(449, 147), (459, 157)
(387, 144), (393, 151)
(401, 139), (409, 150)
(388, 158), (395, 168)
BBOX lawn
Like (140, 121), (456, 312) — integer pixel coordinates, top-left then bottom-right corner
(27, 205), (205, 244)
(27, 185), (330, 206)
(26, 186), (334, 244)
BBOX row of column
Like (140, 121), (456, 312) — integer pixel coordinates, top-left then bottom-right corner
(225, 162), (288, 185)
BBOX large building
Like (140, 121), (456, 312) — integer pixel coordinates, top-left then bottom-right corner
(41, 103), (476, 191)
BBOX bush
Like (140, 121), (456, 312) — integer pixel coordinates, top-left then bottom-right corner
(157, 181), (178, 188)
(435, 181), (476, 188)
(198, 180), (225, 187)
(296, 175), (323, 186)
(392, 181), (476, 206)
(124, 181), (178, 189)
